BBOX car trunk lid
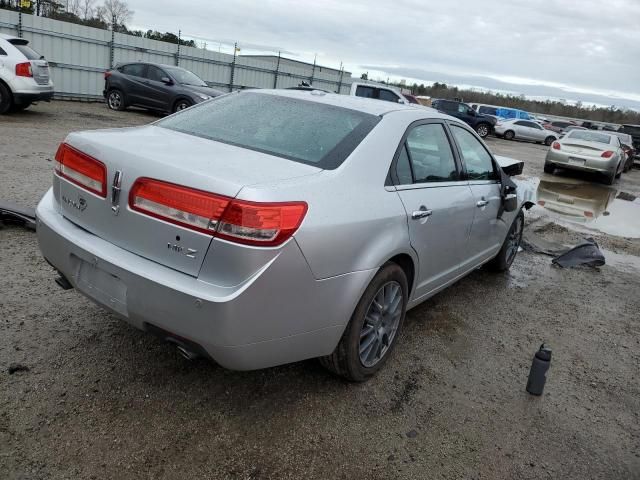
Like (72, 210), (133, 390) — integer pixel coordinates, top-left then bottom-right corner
(57, 125), (321, 276)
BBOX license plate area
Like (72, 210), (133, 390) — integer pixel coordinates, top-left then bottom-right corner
(568, 157), (586, 166)
(73, 255), (128, 316)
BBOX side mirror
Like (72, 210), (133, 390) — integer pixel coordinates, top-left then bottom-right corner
(161, 77), (173, 85)
(503, 193), (518, 212)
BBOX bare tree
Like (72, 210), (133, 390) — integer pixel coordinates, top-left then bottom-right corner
(79, 0), (95, 19)
(66, 0), (81, 16)
(96, 0), (132, 27)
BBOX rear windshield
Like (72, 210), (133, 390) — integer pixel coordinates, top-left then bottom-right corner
(9, 41), (42, 60)
(157, 92), (380, 169)
(567, 131), (612, 144)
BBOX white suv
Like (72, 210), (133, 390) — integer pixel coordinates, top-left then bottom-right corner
(0, 33), (54, 114)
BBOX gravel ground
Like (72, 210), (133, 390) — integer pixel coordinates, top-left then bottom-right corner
(1, 101), (639, 480)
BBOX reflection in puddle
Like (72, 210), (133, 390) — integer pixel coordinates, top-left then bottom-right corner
(534, 179), (640, 238)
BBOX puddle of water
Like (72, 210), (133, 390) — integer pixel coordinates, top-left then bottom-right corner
(523, 176), (640, 238)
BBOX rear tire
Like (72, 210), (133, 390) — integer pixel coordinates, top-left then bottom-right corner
(544, 136), (555, 146)
(488, 211), (524, 272)
(504, 130), (515, 140)
(319, 262), (408, 382)
(543, 162), (555, 174)
(475, 123), (490, 138)
(0, 82), (13, 114)
(106, 89), (126, 111)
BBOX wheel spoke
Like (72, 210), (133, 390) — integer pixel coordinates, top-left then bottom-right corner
(360, 324), (375, 339)
(359, 332), (377, 355)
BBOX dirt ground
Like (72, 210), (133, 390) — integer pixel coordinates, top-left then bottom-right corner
(1, 101), (639, 480)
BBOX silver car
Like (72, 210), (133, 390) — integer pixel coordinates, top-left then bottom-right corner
(544, 130), (626, 185)
(495, 119), (558, 146)
(36, 90), (529, 381)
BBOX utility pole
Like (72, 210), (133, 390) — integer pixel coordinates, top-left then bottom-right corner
(229, 42), (238, 91)
(309, 54), (316, 85)
(175, 29), (181, 66)
(109, 14), (115, 68)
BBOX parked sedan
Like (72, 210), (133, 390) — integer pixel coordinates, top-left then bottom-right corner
(544, 130), (626, 184)
(607, 131), (635, 172)
(103, 62), (223, 113)
(37, 90), (530, 381)
(494, 119), (558, 145)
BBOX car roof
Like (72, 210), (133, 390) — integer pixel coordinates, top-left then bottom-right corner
(258, 89), (443, 117)
(0, 33), (20, 41)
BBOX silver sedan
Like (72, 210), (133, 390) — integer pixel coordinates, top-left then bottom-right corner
(495, 119), (558, 145)
(544, 130), (627, 184)
(37, 90), (530, 381)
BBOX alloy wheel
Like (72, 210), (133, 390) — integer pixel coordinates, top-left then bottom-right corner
(108, 91), (121, 110)
(176, 102), (190, 111)
(359, 281), (403, 368)
(506, 216), (523, 265)
(477, 124), (489, 137)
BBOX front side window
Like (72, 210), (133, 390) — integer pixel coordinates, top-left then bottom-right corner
(146, 65), (166, 82)
(479, 106), (498, 116)
(378, 89), (400, 103)
(163, 66), (207, 86)
(451, 125), (496, 181)
(355, 86), (375, 98)
(0, 46), (6, 56)
(121, 64), (146, 77)
(405, 124), (458, 183)
(157, 92), (380, 169)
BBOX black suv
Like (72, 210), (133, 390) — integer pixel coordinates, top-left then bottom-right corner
(431, 99), (496, 138)
(103, 62), (223, 113)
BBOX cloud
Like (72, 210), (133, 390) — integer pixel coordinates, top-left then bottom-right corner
(125, 0), (640, 106)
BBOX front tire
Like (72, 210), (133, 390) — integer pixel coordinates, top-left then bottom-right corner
(106, 89), (126, 111)
(475, 123), (490, 138)
(544, 136), (555, 146)
(319, 262), (408, 382)
(0, 82), (13, 114)
(173, 99), (192, 113)
(488, 211), (524, 272)
(503, 130), (515, 140)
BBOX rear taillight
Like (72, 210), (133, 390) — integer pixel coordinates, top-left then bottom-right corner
(552, 142), (561, 150)
(129, 178), (307, 246)
(54, 143), (107, 197)
(601, 150), (614, 158)
(537, 200), (546, 206)
(104, 71), (112, 79)
(15, 62), (32, 77)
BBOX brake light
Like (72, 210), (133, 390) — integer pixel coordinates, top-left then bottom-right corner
(537, 200), (546, 206)
(15, 62), (32, 77)
(104, 71), (112, 79)
(54, 143), (107, 197)
(129, 178), (307, 246)
(584, 211), (594, 218)
(552, 142), (561, 150)
(601, 150), (614, 158)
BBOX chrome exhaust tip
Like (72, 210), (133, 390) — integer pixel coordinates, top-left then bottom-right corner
(176, 344), (199, 361)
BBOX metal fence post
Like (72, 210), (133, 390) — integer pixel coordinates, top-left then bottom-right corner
(229, 42), (237, 91)
(17, 7), (22, 37)
(109, 16), (115, 68)
(337, 64), (344, 93)
(309, 54), (316, 85)
(273, 51), (280, 88)
(175, 30), (181, 66)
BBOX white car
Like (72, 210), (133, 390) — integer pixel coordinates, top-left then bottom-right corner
(495, 119), (558, 146)
(0, 33), (54, 114)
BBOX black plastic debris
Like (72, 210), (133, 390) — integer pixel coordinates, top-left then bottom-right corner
(8, 363), (30, 375)
(552, 238), (605, 268)
(0, 201), (36, 231)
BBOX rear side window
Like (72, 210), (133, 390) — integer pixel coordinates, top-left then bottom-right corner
(157, 92), (381, 169)
(355, 86), (375, 98)
(395, 145), (413, 185)
(451, 125), (497, 181)
(121, 64), (146, 77)
(0, 46), (6, 56)
(405, 124), (458, 183)
(11, 43), (42, 60)
(378, 89), (399, 103)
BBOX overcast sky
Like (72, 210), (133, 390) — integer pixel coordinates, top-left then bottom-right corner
(127, 0), (640, 109)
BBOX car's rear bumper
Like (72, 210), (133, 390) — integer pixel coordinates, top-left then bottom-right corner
(545, 150), (618, 174)
(13, 91), (54, 104)
(36, 189), (372, 370)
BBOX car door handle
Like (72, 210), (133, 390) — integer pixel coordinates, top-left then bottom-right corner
(476, 200), (489, 207)
(412, 208), (433, 220)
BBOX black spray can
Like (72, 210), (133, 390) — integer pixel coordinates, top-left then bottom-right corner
(526, 344), (552, 396)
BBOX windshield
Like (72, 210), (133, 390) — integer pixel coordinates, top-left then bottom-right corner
(567, 130), (612, 144)
(157, 92), (380, 169)
(163, 66), (207, 86)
